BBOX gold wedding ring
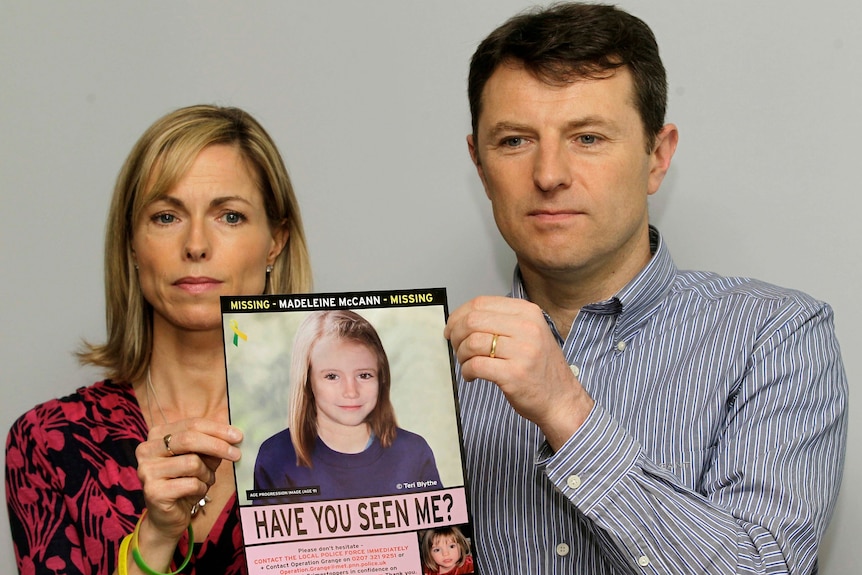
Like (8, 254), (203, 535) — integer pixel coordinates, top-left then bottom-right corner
(163, 433), (176, 456)
(489, 334), (499, 359)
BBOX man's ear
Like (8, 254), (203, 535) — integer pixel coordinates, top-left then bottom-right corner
(647, 123), (679, 196)
(467, 134), (491, 199)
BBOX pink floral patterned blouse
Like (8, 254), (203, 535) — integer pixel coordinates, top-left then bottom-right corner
(5, 380), (246, 575)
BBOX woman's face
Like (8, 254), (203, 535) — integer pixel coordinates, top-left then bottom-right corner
(430, 536), (461, 571)
(132, 144), (286, 334)
(310, 336), (380, 430)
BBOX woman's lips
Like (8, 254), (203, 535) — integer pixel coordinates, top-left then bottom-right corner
(174, 277), (222, 294)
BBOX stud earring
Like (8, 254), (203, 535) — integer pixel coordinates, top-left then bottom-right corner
(266, 265), (273, 273)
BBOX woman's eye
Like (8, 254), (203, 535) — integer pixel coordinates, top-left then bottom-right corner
(323, 373), (338, 381)
(153, 213), (176, 225)
(223, 212), (246, 225)
(357, 372), (375, 380)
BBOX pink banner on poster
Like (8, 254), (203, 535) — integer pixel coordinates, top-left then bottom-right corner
(241, 487), (469, 544)
(244, 531), (423, 575)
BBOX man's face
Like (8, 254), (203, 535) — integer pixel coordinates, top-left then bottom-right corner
(469, 62), (676, 288)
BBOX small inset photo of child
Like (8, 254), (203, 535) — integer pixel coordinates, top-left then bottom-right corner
(419, 525), (475, 575)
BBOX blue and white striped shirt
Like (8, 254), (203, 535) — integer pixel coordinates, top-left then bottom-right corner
(458, 227), (847, 574)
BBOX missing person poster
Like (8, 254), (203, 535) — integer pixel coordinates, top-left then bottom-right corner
(221, 288), (477, 575)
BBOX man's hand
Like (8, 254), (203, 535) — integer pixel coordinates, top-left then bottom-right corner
(445, 295), (594, 450)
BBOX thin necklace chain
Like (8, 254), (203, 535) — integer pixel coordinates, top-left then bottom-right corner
(146, 366), (169, 426)
(145, 366), (211, 514)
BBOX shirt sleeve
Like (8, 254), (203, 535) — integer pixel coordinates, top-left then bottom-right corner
(539, 301), (848, 574)
(6, 407), (92, 575)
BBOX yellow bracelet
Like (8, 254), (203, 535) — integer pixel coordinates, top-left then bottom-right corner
(118, 533), (133, 575)
(129, 510), (195, 575)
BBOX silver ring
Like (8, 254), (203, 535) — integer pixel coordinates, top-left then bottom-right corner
(191, 495), (211, 517)
(163, 434), (175, 456)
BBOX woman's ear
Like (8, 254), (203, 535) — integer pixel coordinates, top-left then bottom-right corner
(267, 220), (290, 264)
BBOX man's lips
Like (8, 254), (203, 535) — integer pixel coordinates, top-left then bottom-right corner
(174, 277), (222, 294)
(529, 209), (585, 222)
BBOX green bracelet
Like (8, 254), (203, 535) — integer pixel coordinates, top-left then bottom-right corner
(131, 510), (195, 575)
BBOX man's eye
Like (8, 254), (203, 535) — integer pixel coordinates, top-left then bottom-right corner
(578, 134), (599, 145)
(502, 137), (524, 147)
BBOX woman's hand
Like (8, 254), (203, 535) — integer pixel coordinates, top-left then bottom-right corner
(130, 418), (242, 570)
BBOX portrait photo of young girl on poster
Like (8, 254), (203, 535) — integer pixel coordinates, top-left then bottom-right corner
(420, 525), (474, 575)
(253, 309), (442, 503)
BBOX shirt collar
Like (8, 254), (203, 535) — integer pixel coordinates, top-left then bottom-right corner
(510, 226), (677, 338)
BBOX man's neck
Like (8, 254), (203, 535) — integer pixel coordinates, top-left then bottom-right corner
(519, 269), (596, 337)
(518, 248), (652, 337)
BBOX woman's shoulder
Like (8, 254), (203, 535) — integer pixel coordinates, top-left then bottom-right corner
(11, 379), (134, 421)
(8, 379), (143, 447)
(6, 379), (145, 500)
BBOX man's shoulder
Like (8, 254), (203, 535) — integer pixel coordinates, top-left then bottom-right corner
(672, 269), (829, 313)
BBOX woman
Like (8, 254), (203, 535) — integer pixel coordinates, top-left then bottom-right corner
(253, 310), (441, 504)
(5, 104), (312, 574)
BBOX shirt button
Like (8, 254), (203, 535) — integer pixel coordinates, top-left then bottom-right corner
(616, 340), (627, 351)
(566, 474), (582, 489)
(556, 543), (570, 557)
(570, 364), (580, 377)
(637, 555), (650, 567)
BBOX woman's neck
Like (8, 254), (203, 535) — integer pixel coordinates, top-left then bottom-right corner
(141, 322), (228, 423)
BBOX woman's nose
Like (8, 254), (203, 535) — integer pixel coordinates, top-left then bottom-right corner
(184, 219), (210, 261)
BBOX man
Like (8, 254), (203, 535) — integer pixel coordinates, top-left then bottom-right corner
(444, 4), (847, 574)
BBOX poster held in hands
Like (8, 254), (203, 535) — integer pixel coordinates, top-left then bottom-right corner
(221, 288), (477, 575)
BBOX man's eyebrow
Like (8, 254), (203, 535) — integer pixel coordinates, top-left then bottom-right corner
(485, 116), (618, 140)
(562, 116), (617, 131)
(486, 122), (532, 139)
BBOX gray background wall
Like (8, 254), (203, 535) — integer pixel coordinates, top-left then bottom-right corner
(1, 1), (858, 572)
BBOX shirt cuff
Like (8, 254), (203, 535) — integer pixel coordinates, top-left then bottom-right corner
(537, 402), (641, 514)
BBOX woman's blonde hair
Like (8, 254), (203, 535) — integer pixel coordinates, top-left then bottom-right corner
(79, 104), (312, 382)
(288, 310), (398, 467)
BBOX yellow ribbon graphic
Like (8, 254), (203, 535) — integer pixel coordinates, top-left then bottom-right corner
(230, 320), (248, 347)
